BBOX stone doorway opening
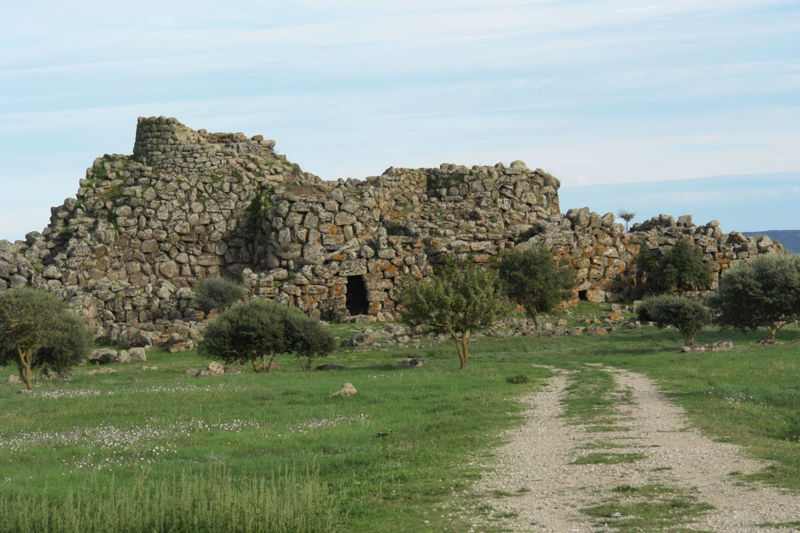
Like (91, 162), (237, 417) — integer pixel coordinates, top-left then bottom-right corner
(578, 290), (588, 301)
(346, 275), (368, 315)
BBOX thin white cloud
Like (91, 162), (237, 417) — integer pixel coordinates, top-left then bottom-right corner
(1, 0), (798, 238)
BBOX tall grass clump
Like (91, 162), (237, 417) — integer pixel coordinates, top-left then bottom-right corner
(0, 467), (337, 533)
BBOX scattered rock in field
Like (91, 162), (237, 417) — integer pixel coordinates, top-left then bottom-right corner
(557, 318), (568, 327)
(316, 364), (346, 371)
(589, 326), (608, 336)
(168, 340), (194, 353)
(399, 358), (427, 368)
(17, 389), (32, 395)
(129, 347), (147, 361)
(117, 350), (131, 363)
(682, 344), (707, 353)
(385, 323), (411, 335)
(710, 339), (734, 350)
(89, 348), (119, 365)
(330, 382), (357, 397)
(136, 365), (158, 371)
(758, 337), (777, 345)
(568, 327), (584, 336)
(343, 328), (380, 347)
(184, 368), (199, 376)
(681, 340), (734, 353)
(624, 318), (641, 329)
(198, 361), (224, 377)
(87, 368), (115, 375)
(223, 365), (245, 374)
(5, 375), (22, 385)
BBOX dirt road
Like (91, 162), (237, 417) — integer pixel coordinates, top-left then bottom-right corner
(470, 367), (800, 532)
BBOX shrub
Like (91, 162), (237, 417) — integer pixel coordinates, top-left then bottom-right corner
(199, 299), (293, 372)
(193, 277), (247, 314)
(635, 298), (658, 323)
(506, 374), (530, 384)
(638, 294), (710, 345)
(0, 287), (92, 389)
(708, 254), (800, 340)
(636, 238), (711, 296)
(401, 262), (511, 370)
(497, 246), (576, 326)
(285, 312), (336, 370)
(33, 310), (93, 378)
(199, 298), (335, 372)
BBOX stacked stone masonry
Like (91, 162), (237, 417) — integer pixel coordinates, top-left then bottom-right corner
(0, 117), (783, 343)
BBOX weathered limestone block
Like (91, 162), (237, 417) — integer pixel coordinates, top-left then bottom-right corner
(335, 212), (357, 226)
(339, 259), (367, 276)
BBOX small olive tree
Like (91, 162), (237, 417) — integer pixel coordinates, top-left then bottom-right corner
(193, 277), (247, 314)
(0, 288), (92, 389)
(401, 262), (511, 370)
(285, 313), (337, 370)
(199, 298), (291, 372)
(497, 246), (576, 327)
(637, 295), (710, 346)
(708, 254), (800, 340)
(618, 210), (635, 231)
(199, 298), (335, 372)
(32, 311), (93, 379)
(636, 238), (711, 296)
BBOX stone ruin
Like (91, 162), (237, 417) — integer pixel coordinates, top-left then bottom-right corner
(0, 117), (783, 345)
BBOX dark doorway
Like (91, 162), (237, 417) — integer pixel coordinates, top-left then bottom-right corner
(346, 275), (368, 315)
(578, 290), (588, 301)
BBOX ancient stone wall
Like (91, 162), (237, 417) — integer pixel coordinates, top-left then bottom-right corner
(0, 117), (784, 345)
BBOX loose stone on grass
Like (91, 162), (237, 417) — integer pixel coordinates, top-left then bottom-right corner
(330, 382), (357, 397)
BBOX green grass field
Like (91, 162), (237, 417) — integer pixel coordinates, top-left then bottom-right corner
(1, 311), (798, 532)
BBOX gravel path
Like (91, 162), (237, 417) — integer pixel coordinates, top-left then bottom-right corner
(469, 366), (800, 532)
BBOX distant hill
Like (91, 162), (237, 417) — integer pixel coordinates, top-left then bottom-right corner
(742, 230), (800, 254)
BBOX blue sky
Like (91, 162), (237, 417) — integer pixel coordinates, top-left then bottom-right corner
(2, 0), (799, 240)
(559, 171), (800, 232)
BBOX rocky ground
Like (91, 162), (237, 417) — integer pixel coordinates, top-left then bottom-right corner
(466, 366), (800, 532)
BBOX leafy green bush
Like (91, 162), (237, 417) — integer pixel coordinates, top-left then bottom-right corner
(506, 374), (530, 384)
(193, 277), (247, 314)
(285, 311), (336, 369)
(401, 262), (511, 370)
(199, 298), (335, 372)
(33, 310), (93, 378)
(708, 254), (800, 340)
(497, 246), (576, 326)
(636, 238), (711, 296)
(635, 298), (658, 323)
(0, 287), (92, 389)
(638, 294), (710, 345)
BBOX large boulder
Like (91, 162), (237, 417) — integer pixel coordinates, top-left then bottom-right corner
(129, 347), (148, 361)
(89, 348), (120, 365)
